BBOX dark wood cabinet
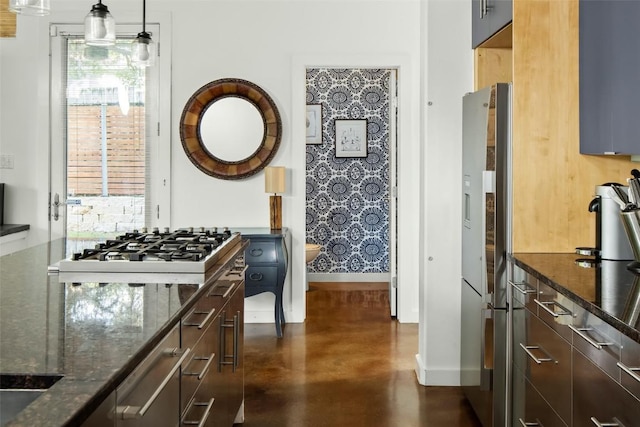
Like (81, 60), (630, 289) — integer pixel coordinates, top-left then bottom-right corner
(241, 229), (289, 338)
(472, 0), (512, 48)
(580, 0), (640, 155)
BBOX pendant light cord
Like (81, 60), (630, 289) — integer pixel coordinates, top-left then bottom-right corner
(142, 0), (146, 34)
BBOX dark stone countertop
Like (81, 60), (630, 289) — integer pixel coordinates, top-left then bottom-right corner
(511, 253), (640, 344)
(0, 224), (30, 237)
(0, 238), (245, 426)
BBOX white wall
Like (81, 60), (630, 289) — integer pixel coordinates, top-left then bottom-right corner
(416, 0), (474, 385)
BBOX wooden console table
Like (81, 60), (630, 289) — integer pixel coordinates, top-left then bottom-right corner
(237, 228), (289, 337)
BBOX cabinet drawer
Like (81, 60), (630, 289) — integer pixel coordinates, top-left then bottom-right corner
(510, 268), (537, 313)
(534, 281), (574, 342)
(245, 240), (277, 264)
(116, 324), (183, 426)
(620, 334), (640, 400)
(245, 266), (278, 288)
(514, 311), (572, 423)
(512, 366), (567, 427)
(182, 298), (218, 353)
(571, 304), (621, 381)
(573, 346), (640, 427)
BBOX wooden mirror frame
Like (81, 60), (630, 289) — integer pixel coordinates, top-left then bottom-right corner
(180, 78), (282, 180)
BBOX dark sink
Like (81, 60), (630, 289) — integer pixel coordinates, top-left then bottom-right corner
(0, 374), (63, 426)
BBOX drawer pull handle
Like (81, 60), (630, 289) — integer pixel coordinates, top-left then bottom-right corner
(219, 311), (240, 372)
(117, 347), (191, 419)
(519, 343), (554, 364)
(534, 299), (572, 318)
(509, 280), (537, 295)
(568, 325), (613, 350)
(227, 264), (249, 277)
(249, 272), (264, 281)
(182, 398), (215, 427)
(209, 282), (237, 299)
(249, 248), (263, 257)
(183, 308), (216, 330)
(519, 419), (542, 427)
(590, 417), (622, 427)
(183, 352), (215, 381)
(617, 361), (640, 384)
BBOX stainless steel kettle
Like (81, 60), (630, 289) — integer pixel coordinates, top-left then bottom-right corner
(589, 183), (635, 261)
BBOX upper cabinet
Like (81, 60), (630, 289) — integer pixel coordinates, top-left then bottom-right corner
(472, 0), (512, 48)
(580, 0), (640, 155)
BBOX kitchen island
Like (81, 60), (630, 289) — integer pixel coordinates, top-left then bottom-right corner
(0, 237), (247, 426)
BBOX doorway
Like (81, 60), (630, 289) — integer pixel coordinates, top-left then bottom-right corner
(304, 67), (398, 317)
(49, 24), (169, 251)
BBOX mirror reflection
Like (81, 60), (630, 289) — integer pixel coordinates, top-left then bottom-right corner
(200, 98), (265, 162)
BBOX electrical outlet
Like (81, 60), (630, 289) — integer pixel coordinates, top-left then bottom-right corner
(0, 154), (14, 169)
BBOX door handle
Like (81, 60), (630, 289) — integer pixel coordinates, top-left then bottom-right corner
(480, 306), (493, 391)
(52, 193), (62, 221)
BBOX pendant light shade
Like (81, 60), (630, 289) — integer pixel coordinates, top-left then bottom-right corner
(131, 0), (154, 66)
(132, 32), (155, 67)
(84, 1), (116, 46)
(9, 0), (50, 16)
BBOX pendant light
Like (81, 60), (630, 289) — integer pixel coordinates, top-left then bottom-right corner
(84, 1), (116, 46)
(8, 0), (50, 16)
(131, 0), (155, 67)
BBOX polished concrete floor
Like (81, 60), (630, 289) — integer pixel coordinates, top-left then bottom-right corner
(239, 282), (482, 426)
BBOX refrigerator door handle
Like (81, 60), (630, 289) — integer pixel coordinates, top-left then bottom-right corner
(480, 305), (494, 391)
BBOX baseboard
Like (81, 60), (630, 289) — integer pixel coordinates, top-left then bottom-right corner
(415, 353), (461, 386)
(307, 272), (389, 282)
(415, 354), (427, 385)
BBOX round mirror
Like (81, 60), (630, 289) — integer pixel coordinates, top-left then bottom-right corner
(200, 98), (265, 162)
(180, 78), (282, 180)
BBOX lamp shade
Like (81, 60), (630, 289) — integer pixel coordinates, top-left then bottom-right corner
(132, 32), (155, 66)
(9, 0), (50, 16)
(265, 166), (286, 194)
(84, 1), (116, 46)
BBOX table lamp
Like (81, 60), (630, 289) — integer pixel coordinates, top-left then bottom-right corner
(265, 166), (286, 230)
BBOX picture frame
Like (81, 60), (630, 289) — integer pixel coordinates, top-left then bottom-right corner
(306, 104), (323, 145)
(334, 119), (367, 158)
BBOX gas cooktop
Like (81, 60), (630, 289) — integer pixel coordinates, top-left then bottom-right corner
(52, 227), (241, 282)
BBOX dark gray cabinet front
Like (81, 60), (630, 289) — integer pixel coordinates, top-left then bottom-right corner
(580, 0), (640, 155)
(243, 231), (288, 337)
(472, 0), (512, 48)
(573, 348), (640, 427)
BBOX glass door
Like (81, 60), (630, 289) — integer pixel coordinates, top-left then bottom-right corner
(49, 24), (168, 253)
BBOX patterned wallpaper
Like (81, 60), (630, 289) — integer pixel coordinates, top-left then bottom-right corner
(305, 68), (390, 274)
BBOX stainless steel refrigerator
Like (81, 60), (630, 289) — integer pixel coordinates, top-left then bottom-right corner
(460, 83), (512, 427)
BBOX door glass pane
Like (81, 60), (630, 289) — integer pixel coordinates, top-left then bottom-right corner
(65, 39), (146, 240)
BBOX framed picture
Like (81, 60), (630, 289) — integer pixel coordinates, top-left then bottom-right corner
(334, 119), (367, 158)
(306, 104), (323, 145)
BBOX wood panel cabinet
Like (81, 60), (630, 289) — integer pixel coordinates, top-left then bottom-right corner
(508, 0), (637, 253)
(472, 0), (512, 48)
(579, 0), (640, 155)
